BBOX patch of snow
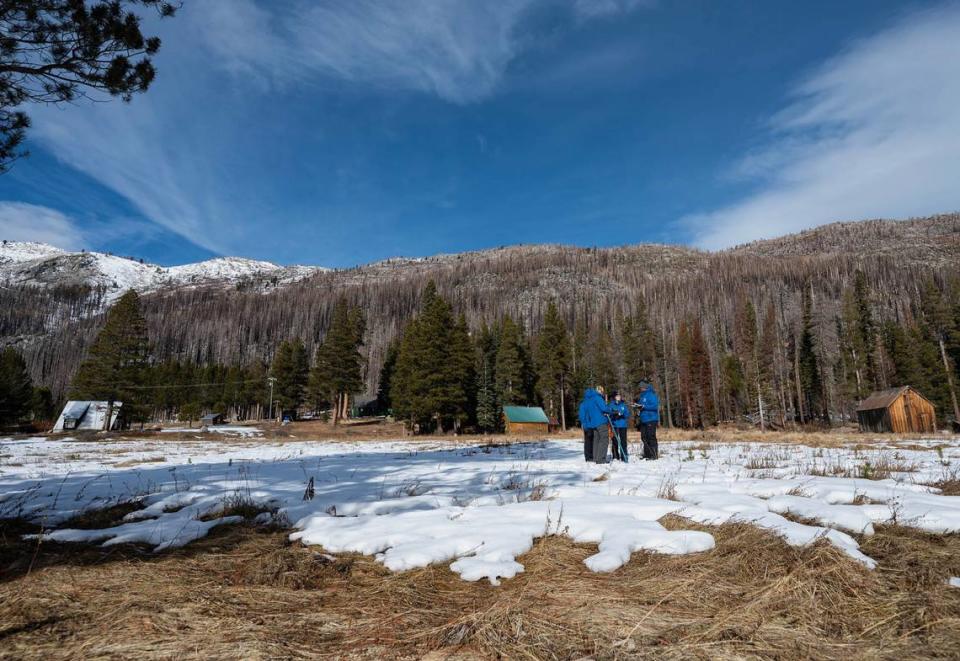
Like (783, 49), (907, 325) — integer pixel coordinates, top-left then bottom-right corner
(949, 577), (960, 588)
(292, 496), (711, 584)
(765, 494), (876, 535)
(165, 257), (281, 282)
(0, 241), (65, 264)
(34, 512), (243, 552)
(2, 437), (959, 583)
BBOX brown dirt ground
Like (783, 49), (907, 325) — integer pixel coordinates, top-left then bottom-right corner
(1, 513), (958, 660)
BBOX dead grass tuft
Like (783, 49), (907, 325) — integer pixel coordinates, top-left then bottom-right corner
(199, 493), (279, 524)
(933, 478), (960, 496)
(113, 455), (166, 468)
(58, 501), (146, 530)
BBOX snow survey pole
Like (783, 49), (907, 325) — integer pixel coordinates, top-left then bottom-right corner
(605, 413), (627, 463)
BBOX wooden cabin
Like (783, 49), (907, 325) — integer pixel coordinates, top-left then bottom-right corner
(856, 386), (936, 433)
(200, 413), (225, 427)
(503, 406), (550, 435)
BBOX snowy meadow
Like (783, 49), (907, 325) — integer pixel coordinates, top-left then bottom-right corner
(2, 433), (958, 584)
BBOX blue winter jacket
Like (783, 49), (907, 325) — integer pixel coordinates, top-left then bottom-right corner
(635, 388), (660, 424)
(579, 388), (611, 429)
(609, 400), (629, 428)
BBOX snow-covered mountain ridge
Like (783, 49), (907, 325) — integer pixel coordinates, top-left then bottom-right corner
(0, 240), (325, 300)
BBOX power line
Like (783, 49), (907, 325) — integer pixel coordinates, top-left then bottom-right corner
(116, 378), (270, 391)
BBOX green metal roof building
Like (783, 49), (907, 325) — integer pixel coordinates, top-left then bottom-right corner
(502, 405), (550, 434)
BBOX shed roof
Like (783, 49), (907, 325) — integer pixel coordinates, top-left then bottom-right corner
(52, 400), (123, 432)
(62, 401), (90, 420)
(856, 386), (911, 412)
(502, 406), (549, 424)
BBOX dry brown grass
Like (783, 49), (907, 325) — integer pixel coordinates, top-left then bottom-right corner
(36, 419), (959, 453)
(2, 514), (958, 660)
(656, 425), (960, 448)
(112, 455), (167, 468)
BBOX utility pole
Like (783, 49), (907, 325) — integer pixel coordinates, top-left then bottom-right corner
(267, 377), (276, 422)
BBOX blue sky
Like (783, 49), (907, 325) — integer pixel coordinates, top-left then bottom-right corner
(2, 0), (959, 267)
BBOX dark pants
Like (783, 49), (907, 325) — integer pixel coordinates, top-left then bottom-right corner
(582, 427), (592, 461)
(640, 422), (658, 460)
(611, 427), (628, 461)
(591, 426), (609, 463)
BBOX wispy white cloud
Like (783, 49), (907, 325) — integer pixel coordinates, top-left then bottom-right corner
(25, 0), (654, 256)
(187, 0), (653, 103)
(686, 4), (960, 249)
(0, 201), (84, 249)
(287, 1), (540, 103)
(573, 0), (655, 20)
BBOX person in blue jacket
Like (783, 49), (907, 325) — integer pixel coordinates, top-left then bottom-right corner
(578, 385), (612, 463)
(578, 396), (590, 461)
(634, 381), (660, 460)
(609, 391), (629, 462)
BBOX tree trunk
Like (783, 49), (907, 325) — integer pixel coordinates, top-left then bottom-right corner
(559, 375), (567, 431)
(757, 378), (765, 431)
(794, 346), (805, 425)
(661, 317), (673, 428)
(938, 335), (960, 423)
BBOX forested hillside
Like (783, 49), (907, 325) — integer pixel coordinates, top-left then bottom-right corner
(3, 214), (960, 428)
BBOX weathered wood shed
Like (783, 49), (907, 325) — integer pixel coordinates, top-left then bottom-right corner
(856, 386), (936, 433)
(200, 413), (225, 426)
(503, 406), (550, 435)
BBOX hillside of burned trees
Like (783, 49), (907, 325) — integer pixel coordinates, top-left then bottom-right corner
(3, 214), (960, 425)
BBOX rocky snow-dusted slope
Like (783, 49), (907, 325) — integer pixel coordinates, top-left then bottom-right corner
(0, 241), (66, 264)
(0, 241), (325, 301)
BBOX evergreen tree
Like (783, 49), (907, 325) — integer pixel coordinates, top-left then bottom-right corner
(677, 318), (714, 428)
(70, 290), (150, 428)
(375, 339), (400, 413)
(448, 314), (477, 430)
(797, 286), (826, 422)
(474, 324), (501, 432)
(535, 301), (570, 428)
(495, 315), (526, 404)
(308, 299), (366, 423)
(837, 271), (879, 407)
(242, 360), (269, 420)
(570, 319), (590, 423)
(0, 347), (34, 425)
(476, 360), (500, 433)
(391, 282), (463, 432)
(271, 338), (309, 415)
(719, 353), (747, 420)
(853, 270), (879, 386)
(0, 1), (178, 172)
(31, 385), (55, 422)
(308, 339), (334, 413)
(836, 302), (862, 412)
(883, 321), (929, 392)
(590, 323), (617, 393)
(920, 278), (960, 424)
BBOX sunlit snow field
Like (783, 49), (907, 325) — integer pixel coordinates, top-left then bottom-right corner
(1, 433), (958, 585)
